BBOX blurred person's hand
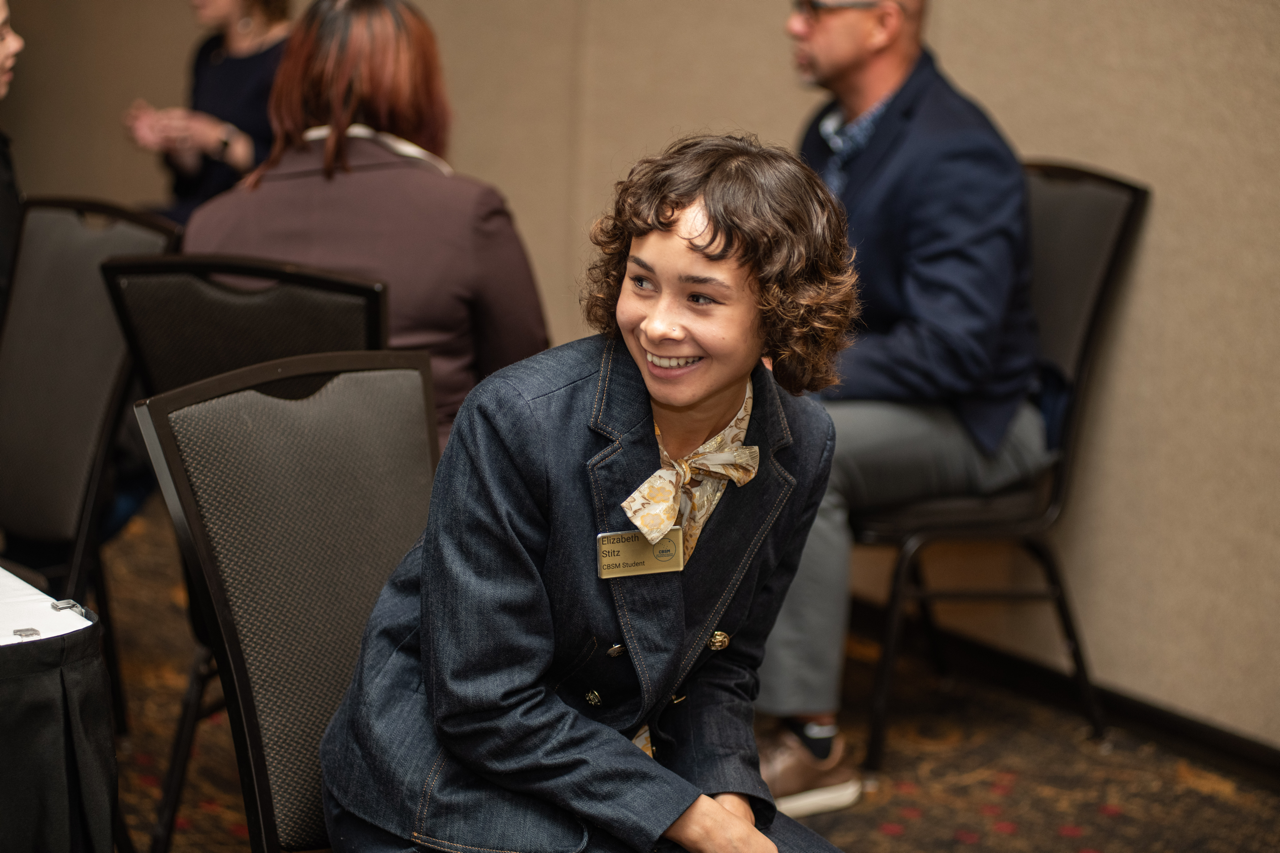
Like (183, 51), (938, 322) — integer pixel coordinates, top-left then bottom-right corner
(123, 99), (167, 151)
(125, 101), (254, 174)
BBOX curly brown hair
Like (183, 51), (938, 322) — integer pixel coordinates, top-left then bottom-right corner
(582, 134), (858, 394)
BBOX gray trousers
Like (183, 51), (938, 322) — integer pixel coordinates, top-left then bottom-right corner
(756, 400), (1054, 716)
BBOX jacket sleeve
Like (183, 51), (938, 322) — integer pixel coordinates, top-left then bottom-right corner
(467, 187), (549, 380)
(823, 131), (1026, 402)
(421, 378), (701, 852)
(660, 411), (837, 828)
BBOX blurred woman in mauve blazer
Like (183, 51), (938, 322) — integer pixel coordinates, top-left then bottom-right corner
(183, 0), (548, 447)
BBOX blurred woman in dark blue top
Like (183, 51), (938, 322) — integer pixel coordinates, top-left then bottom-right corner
(124, 0), (289, 225)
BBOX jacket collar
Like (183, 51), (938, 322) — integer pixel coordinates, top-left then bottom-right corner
(261, 136), (449, 181)
(833, 47), (940, 206)
(584, 337), (796, 716)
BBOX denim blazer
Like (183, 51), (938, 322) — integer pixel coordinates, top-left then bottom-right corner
(321, 335), (836, 852)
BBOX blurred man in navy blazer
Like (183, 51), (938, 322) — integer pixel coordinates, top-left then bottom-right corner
(756, 0), (1053, 815)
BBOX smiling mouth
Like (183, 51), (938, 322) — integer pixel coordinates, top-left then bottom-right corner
(646, 352), (703, 369)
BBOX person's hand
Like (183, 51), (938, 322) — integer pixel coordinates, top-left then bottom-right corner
(168, 109), (229, 156)
(123, 99), (166, 151)
(125, 103), (223, 153)
(713, 793), (756, 826)
(125, 104), (253, 174)
(663, 794), (776, 853)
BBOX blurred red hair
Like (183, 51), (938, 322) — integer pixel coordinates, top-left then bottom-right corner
(252, 0), (450, 183)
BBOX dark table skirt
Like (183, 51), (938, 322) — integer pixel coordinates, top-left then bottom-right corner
(0, 611), (116, 853)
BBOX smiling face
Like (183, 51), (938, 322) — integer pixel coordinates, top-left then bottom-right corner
(616, 202), (765, 443)
(0, 0), (24, 100)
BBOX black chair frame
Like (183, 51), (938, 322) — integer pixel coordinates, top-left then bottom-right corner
(135, 351), (437, 853)
(852, 163), (1150, 771)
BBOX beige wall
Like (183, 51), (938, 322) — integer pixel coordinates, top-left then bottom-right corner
(420, 0), (829, 346)
(920, 0), (1280, 749)
(0, 0), (200, 209)
(4, 0), (1278, 749)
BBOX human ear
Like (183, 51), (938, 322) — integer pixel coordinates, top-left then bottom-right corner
(868, 2), (903, 50)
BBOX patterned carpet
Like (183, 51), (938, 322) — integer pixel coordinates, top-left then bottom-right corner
(108, 495), (1279, 852)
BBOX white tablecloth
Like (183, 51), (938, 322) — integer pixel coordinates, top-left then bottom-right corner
(0, 566), (92, 646)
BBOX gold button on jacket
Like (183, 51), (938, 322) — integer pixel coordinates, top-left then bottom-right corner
(707, 631), (730, 651)
(585, 690), (602, 706)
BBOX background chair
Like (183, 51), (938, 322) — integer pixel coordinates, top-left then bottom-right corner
(102, 253), (388, 395)
(851, 163), (1150, 771)
(136, 351), (438, 852)
(0, 198), (179, 736)
(100, 253), (388, 853)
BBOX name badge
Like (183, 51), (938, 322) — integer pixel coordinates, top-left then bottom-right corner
(597, 529), (684, 579)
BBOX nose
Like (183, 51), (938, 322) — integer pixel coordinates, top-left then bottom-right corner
(12, 31), (23, 55)
(640, 293), (687, 345)
(786, 10), (811, 37)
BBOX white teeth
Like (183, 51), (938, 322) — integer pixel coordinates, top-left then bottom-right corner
(646, 352), (702, 369)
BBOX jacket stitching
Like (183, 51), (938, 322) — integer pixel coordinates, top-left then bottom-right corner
(591, 340), (619, 439)
(415, 749), (449, 836)
(410, 832), (524, 853)
(610, 582), (652, 702)
(589, 444), (624, 536)
(673, 466), (793, 684)
(551, 637), (598, 691)
(764, 378), (792, 448)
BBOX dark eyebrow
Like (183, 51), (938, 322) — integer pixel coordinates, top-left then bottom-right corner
(679, 274), (730, 289)
(627, 255), (730, 290)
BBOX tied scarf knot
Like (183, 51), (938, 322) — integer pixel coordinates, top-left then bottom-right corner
(622, 444), (760, 546)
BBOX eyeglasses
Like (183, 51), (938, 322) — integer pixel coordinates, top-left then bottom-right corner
(790, 0), (890, 20)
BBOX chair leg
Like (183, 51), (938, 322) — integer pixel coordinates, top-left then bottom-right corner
(863, 534), (926, 771)
(908, 555), (949, 678)
(150, 645), (216, 853)
(1022, 538), (1106, 739)
(91, 555), (130, 735)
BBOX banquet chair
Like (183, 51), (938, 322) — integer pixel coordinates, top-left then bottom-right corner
(0, 199), (179, 736)
(99, 253), (387, 853)
(102, 253), (387, 394)
(135, 351), (437, 853)
(852, 163), (1150, 770)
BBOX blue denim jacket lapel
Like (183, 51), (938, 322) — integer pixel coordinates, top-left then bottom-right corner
(586, 338), (684, 715)
(586, 338), (796, 721)
(669, 367), (796, 691)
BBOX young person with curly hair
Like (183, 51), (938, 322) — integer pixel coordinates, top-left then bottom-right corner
(321, 134), (858, 853)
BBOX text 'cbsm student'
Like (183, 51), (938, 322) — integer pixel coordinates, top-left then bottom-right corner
(321, 134), (859, 853)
